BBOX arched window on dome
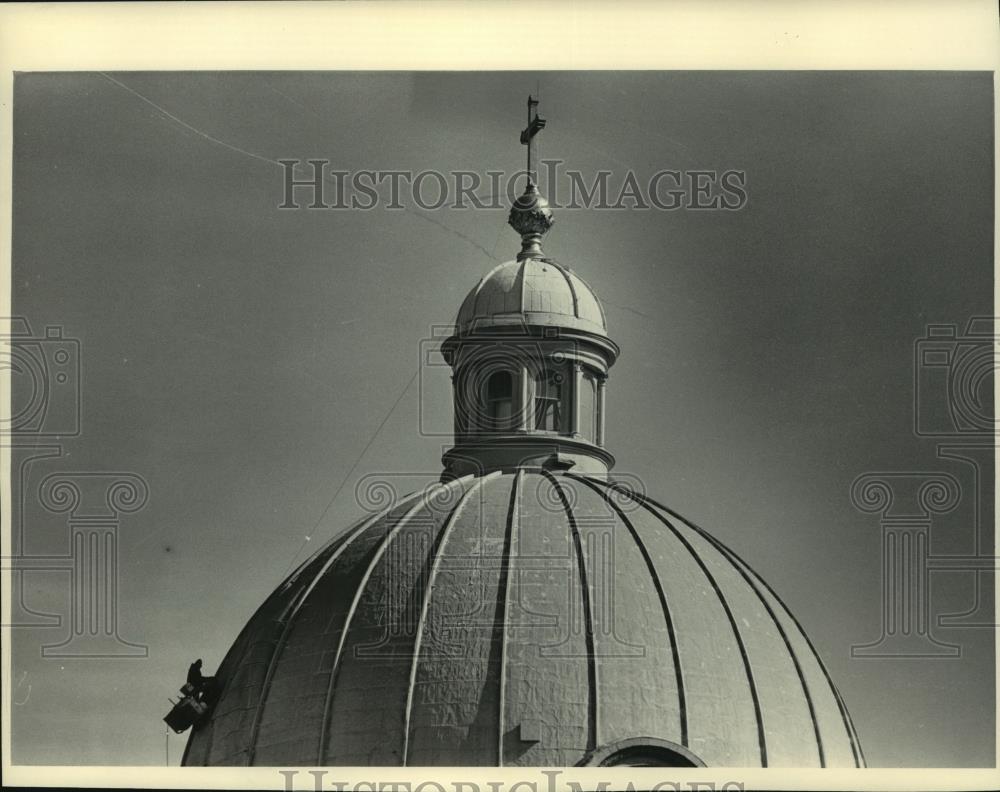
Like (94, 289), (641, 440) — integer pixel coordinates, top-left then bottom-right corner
(484, 369), (514, 429)
(582, 738), (706, 768)
(534, 365), (569, 433)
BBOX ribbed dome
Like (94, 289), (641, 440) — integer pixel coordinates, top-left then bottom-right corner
(183, 471), (864, 768)
(455, 259), (608, 336)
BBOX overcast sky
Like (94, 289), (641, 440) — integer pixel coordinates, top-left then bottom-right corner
(10, 71), (994, 767)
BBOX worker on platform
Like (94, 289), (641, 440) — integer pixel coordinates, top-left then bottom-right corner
(186, 658), (218, 704)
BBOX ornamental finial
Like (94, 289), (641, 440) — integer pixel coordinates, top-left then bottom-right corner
(508, 95), (554, 261)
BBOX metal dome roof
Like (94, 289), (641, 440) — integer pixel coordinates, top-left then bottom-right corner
(455, 259), (608, 337)
(182, 471), (864, 768)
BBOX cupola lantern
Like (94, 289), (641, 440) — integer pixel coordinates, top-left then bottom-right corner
(441, 97), (620, 479)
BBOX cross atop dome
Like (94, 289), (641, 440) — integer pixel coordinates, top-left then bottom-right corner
(520, 95), (545, 189)
(509, 95), (554, 261)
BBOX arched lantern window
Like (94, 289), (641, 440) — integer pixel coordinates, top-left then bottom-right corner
(484, 369), (514, 428)
(534, 365), (568, 433)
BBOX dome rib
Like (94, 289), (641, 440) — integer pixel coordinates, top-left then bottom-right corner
(496, 469), (521, 767)
(635, 491), (826, 766)
(677, 506), (824, 764)
(569, 474), (688, 749)
(548, 261), (581, 319)
(471, 263), (506, 318)
(243, 602), (308, 764)
(588, 274), (608, 329)
(317, 475), (473, 764)
(702, 526), (826, 764)
(594, 478), (769, 766)
(541, 470), (599, 753)
(185, 505), (399, 767)
(626, 485), (865, 769)
(834, 687), (866, 766)
(719, 535), (865, 768)
(643, 493), (866, 768)
(280, 505), (382, 593)
(471, 269), (495, 319)
(402, 473), (497, 765)
(731, 551), (864, 766)
(243, 505), (398, 765)
(516, 259), (528, 315)
(186, 588), (283, 765)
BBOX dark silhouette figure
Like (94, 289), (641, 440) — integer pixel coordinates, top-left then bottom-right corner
(185, 658), (219, 704)
(165, 659), (219, 734)
(187, 658), (205, 688)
